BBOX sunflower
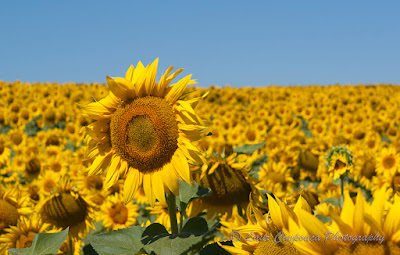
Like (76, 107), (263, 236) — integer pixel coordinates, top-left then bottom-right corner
(75, 169), (104, 194)
(0, 134), (11, 166)
(0, 184), (32, 234)
(187, 152), (257, 219)
(219, 195), (313, 255)
(37, 170), (62, 196)
(329, 188), (400, 254)
(258, 161), (295, 199)
(0, 213), (59, 252)
(83, 59), (207, 206)
(353, 153), (376, 189)
(376, 146), (400, 177)
(36, 177), (96, 240)
(101, 193), (139, 231)
(325, 146), (354, 180)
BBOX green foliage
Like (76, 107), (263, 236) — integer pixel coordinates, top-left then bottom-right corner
(325, 146), (354, 168)
(176, 180), (210, 210)
(42, 122), (66, 131)
(295, 115), (313, 138)
(380, 135), (392, 144)
(88, 226), (145, 255)
(200, 241), (232, 255)
(233, 142), (265, 154)
(8, 228), (69, 255)
(320, 197), (340, 207)
(24, 116), (42, 137)
(249, 154), (267, 178)
(0, 124), (12, 134)
(89, 217), (217, 255)
(315, 215), (332, 224)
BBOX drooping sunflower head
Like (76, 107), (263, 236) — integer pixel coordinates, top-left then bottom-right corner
(325, 146), (354, 179)
(36, 177), (95, 240)
(187, 153), (256, 219)
(83, 59), (208, 206)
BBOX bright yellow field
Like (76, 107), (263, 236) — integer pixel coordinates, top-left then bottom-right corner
(1, 80), (400, 255)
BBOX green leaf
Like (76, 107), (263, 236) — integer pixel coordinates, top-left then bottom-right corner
(141, 223), (169, 245)
(23, 115), (42, 137)
(143, 222), (207, 255)
(88, 226), (145, 255)
(296, 115), (313, 138)
(82, 244), (99, 255)
(380, 135), (392, 144)
(0, 124), (12, 134)
(200, 241), (232, 255)
(181, 217), (208, 236)
(233, 142), (265, 154)
(315, 215), (332, 224)
(320, 197), (340, 207)
(176, 180), (210, 207)
(8, 227), (69, 255)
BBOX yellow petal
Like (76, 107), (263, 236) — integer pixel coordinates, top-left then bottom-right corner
(152, 171), (166, 205)
(156, 65), (174, 96)
(340, 191), (355, 228)
(123, 168), (142, 204)
(160, 163), (179, 196)
(353, 192), (365, 235)
(104, 155), (121, 190)
(267, 194), (283, 229)
(171, 149), (193, 185)
(112, 77), (136, 98)
(143, 174), (155, 207)
(106, 76), (127, 101)
(383, 196), (400, 241)
(87, 153), (111, 176)
(294, 195), (312, 214)
(145, 58), (158, 95)
(125, 64), (134, 81)
(165, 74), (192, 104)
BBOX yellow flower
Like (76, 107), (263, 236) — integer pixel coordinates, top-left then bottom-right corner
(0, 214), (59, 252)
(187, 152), (257, 219)
(329, 188), (400, 254)
(83, 59), (207, 206)
(0, 184), (32, 234)
(101, 193), (139, 231)
(376, 146), (399, 177)
(36, 177), (96, 240)
(219, 195), (312, 255)
(258, 161), (294, 199)
(325, 146), (354, 180)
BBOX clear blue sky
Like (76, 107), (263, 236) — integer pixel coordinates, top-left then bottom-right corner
(1, 1), (399, 87)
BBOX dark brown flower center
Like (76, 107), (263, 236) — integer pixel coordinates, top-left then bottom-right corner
(109, 203), (128, 224)
(0, 199), (19, 233)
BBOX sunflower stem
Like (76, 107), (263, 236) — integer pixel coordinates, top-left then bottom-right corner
(179, 201), (185, 233)
(68, 234), (73, 255)
(167, 193), (179, 234)
(339, 175), (345, 208)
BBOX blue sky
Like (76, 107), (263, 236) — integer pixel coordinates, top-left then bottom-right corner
(1, 1), (399, 87)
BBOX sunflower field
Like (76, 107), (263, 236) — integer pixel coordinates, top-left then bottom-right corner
(0, 60), (400, 255)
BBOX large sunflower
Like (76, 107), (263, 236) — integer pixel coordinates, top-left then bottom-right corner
(83, 59), (207, 206)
